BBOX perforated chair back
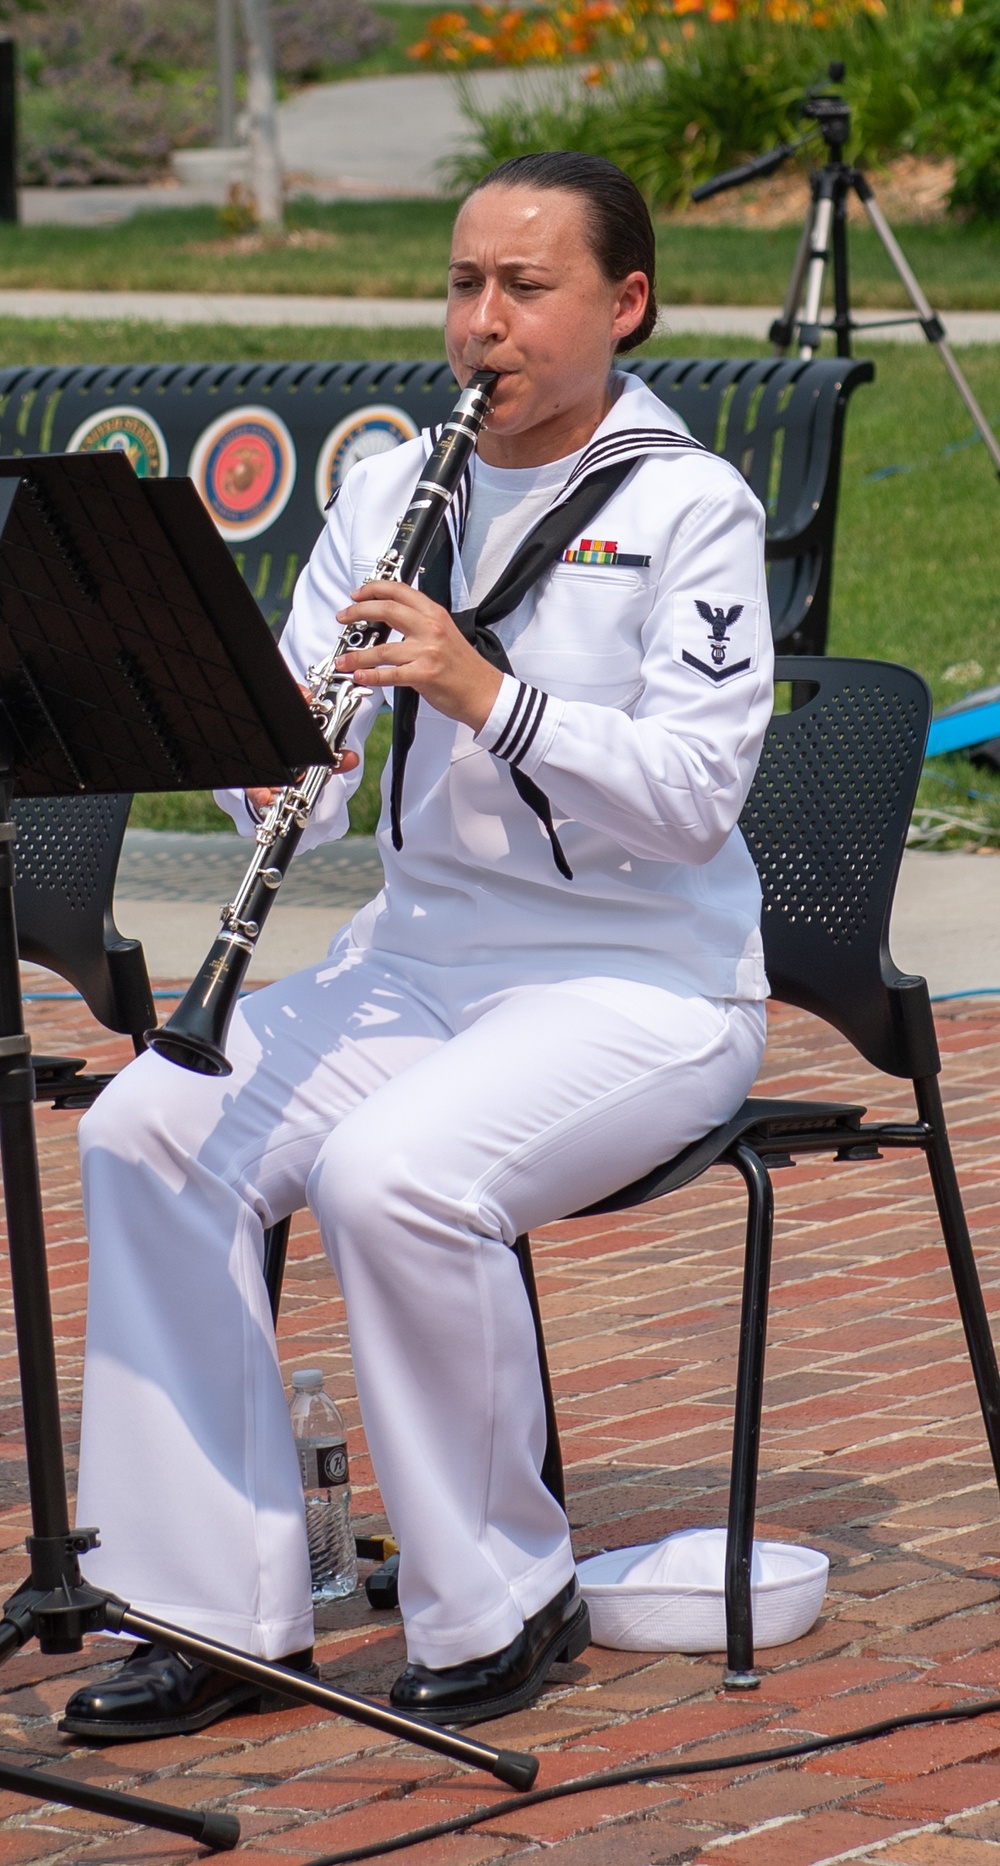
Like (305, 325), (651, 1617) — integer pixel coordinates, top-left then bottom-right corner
(12, 793), (156, 1037)
(744, 656), (937, 1081)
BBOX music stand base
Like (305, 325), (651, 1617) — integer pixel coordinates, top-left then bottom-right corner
(0, 768), (536, 1848)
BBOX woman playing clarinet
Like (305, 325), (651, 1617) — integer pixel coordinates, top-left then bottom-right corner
(63, 151), (772, 1739)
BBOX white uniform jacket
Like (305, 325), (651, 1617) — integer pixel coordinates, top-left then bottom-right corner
(221, 372), (774, 1003)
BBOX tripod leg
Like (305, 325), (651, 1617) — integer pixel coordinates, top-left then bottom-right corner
(771, 201), (815, 354)
(859, 182), (1000, 478)
(110, 1602), (538, 1790)
(0, 1759), (238, 1850)
(799, 186), (835, 359)
(0, 791), (75, 1562)
(830, 179), (852, 358)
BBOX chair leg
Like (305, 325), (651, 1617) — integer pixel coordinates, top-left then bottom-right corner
(262, 1217), (291, 1327)
(723, 1142), (774, 1690)
(915, 1073), (1000, 1501)
(512, 1234), (566, 1513)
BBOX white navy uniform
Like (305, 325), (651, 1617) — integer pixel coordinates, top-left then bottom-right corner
(76, 374), (773, 1668)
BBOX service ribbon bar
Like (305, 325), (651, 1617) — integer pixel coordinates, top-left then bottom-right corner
(562, 538), (651, 568)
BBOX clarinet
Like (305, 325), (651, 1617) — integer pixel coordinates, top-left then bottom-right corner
(148, 368), (498, 1077)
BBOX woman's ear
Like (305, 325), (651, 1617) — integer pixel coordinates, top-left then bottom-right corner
(611, 272), (650, 347)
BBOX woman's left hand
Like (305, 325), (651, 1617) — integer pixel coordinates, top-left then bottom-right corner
(335, 581), (502, 732)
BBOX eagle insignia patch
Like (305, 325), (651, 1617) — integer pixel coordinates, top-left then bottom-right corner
(672, 592), (759, 684)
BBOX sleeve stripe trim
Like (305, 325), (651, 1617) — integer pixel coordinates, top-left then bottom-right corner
(509, 689), (547, 767)
(493, 685), (547, 767)
(491, 680), (532, 759)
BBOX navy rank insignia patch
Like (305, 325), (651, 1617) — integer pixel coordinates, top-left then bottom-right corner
(672, 593), (760, 683)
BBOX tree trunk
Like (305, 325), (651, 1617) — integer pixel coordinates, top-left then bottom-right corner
(240, 0), (283, 232)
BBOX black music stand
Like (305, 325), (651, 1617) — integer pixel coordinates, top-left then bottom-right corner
(0, 453), (537, 1852)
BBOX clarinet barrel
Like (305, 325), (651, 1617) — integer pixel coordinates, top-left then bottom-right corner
(148, 369), (497, 1077)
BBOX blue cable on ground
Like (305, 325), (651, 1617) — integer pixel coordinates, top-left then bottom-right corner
(931, 988), (1000, 1002)
(22, 989), (184, 1001)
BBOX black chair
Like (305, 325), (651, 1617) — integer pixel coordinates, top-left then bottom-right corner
(271, 655), (1000, 1644)
(531, 653), (1000, 1683)
(13, 794), (155, 1106)
(10, 795), (295, 1312)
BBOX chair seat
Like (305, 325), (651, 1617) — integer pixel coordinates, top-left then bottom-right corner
(576, 1096), (869, 1217)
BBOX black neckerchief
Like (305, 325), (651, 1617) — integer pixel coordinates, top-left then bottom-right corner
(389, 427), (703, 879)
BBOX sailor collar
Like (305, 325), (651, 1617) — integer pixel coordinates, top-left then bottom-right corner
(437, 372), (705, 555)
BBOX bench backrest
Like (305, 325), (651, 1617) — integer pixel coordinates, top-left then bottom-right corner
(0, 353), (871, 651)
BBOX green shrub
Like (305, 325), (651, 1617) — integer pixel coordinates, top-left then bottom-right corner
(449, 0), (932, 210)
(914, 0), (1000, 219)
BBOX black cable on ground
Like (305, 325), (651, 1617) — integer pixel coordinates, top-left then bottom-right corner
(302, 1691), (1000, 1866)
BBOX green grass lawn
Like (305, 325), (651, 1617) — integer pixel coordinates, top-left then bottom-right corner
(1, 315), (991, 842)
(657, 220), (1000, 312)
(0, 317), (448, 367)
(3, 202), (1000, 308)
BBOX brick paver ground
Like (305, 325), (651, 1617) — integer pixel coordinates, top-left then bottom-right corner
(0, 990), (998, 1865)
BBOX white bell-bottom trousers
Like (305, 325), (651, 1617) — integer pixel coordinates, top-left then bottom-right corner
(75, 939), (765, 1668)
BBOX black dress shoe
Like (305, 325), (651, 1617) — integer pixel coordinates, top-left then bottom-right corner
(59, 1642), (317, 1742)
(389, 1578), (590, 1726)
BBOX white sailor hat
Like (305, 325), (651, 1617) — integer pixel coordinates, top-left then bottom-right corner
(578, 1527), (829, 1653)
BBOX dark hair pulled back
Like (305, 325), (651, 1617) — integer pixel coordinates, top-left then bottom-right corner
(469, 151), (657, 353)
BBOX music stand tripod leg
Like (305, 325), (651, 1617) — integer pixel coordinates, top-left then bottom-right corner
(0, 782), (538, 1844)
(856, 178), (1000, 479)
(0, 780), (239, 1847)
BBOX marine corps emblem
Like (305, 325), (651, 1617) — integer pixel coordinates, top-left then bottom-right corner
(189, 407), (296, 542)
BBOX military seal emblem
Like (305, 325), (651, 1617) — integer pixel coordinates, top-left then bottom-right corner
(189, 407), (296, 542)
(315, 406), (419, 515)
(66, 406), (168, 479)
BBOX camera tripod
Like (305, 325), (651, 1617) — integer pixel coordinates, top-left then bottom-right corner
(691, 64), (1000, 482)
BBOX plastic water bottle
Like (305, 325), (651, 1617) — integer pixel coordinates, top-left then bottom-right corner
(289, 1369), (357, 1602)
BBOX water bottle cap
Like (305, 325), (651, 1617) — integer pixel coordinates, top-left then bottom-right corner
(291, 1368), (325, 1390)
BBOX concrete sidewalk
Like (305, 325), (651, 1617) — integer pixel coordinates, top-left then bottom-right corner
(2, 287), (999, 343)
(39, 831), (994, 999)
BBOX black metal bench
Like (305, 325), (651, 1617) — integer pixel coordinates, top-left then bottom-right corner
(0, 354), (871, 653)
